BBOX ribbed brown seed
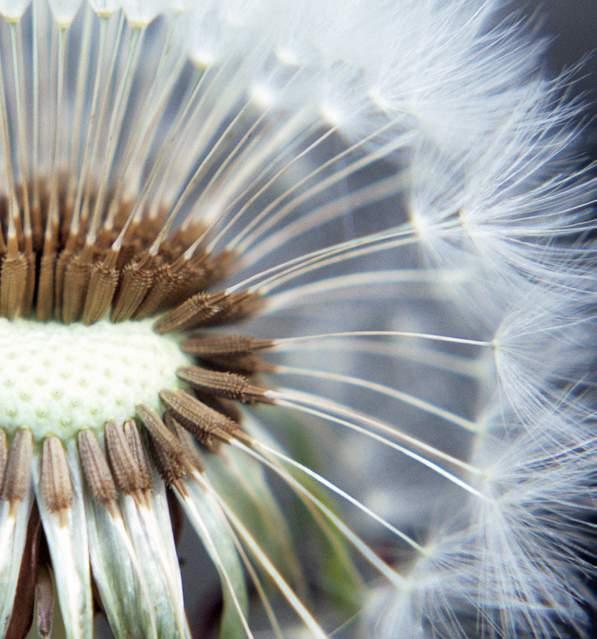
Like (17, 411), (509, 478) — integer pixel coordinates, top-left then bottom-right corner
(182, 334), (274, 357)
(54, 246), (75, 319)
(167, 399), (221, 453)
(153, 291), (229, 334)
(22, 251), (37, 316)
(134, 259), (187, 319)
(159, 254), (212, 309)
(1, 430), (33, 503)
(105, 421), (149, 495)
(177, 366), (271, 404)
(201, 353), (275, 375)
(136, 404), (187, 460)
(0, 253), (28, 319)
(36, 566), (54, 638)
(123, 420), (153, 492)
(77, 431), (117, 506)
(40, 437), (73, 514)
(111, 253), (157, 321)
(199, 291), (261, 327)
(62, 249), (93, 323)
(159, 389), (248, 445)
(35, 253), (56, 321)
(0, 429), (7, 491)
(82, 250), (120, 323)
(193, 393), (243, 424)
(163, 413), (206, 469)
(145, 413), (190, 489)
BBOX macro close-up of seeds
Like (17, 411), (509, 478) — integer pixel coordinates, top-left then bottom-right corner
(0, 1), (594, 638)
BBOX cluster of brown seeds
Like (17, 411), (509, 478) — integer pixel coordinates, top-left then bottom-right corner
(0, 178), (289, 634)
(0, 174), (284, 484)
(0, 179), (265, 326)
(0, 383), (272, 519)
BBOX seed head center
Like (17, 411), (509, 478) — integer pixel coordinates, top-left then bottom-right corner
(0, 318), (191, 440)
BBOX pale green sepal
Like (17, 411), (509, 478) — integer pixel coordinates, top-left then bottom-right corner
(245, 413), (363, 614)
(119, 476), (190, 639)
(85, 498), (158, 638)
(33, 443), (93, 639)
(176, 478), (249, 639)
(0, 484), (33, 634)
(206, 430), (303, 590)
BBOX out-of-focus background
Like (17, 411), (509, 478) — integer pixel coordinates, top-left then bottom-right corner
(523, 0), (596, 154)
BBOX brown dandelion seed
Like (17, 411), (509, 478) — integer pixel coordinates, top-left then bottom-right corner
(177, 366), (272, 404)
(40, 437), (73, 517)
(1, 430), (33, 504)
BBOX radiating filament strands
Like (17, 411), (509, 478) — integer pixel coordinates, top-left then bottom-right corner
(174, 488), (254, 639)
(145, 63), (229, 217)
(67, 7), (94, 205)
(252, 438), (426, 554)
(153, 57), (266, 235)
(241, 173), (413, 268)
(230, 117), (406, 252)
(230, 440), (405, 586)
(270, 386), (480, 473)
(207, 122), (338, 252)
(284, 337), (485, 379)
(72, 14), (113, 228)
(221, 451), (300, 580)
(270, 394), (485, 496)
(262, 270), (464, 310)
(157, 97), (258, 245)
(228, 223), (416, 292)
(189, 67), (305, 227)
(202, 108), (323, 243)
(190, 100), (277, 221)
(47, 25), (69, 230)
(245, 222), (421, 290)
(31, 0), (41, 211)
(89, 25), (145, 242)
(197, 475), (329, 639)
(237, 127), (412, 255)
(226, 524), (285, 639)
(273, 331), (492, 349)
(212, 117), (321, 232)
(274, 365), (477, 431)
(9, 21), (31, 235)
(112, 65), (212, 248)
(80, 13), (126, 222)
(109, 43), (190, 209)
(119, 14), (189, 179)
(0, 40), (18, 211)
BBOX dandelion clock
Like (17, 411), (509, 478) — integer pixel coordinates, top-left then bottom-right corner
(0, 1), (594, 638)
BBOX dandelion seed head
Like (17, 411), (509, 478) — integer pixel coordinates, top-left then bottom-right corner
(0, 0), (593, 637)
